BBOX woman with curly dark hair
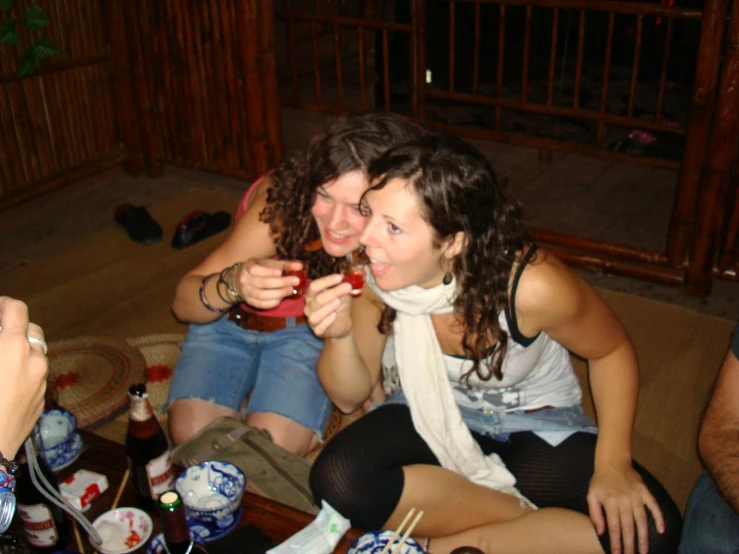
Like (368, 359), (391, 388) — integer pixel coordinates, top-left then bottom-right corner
(167, 112), (425, 454)
(304, 134), (682, 554)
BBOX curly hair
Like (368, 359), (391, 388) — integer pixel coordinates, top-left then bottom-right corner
(259, 112), (426, 277)
(366, 134), (528, 382)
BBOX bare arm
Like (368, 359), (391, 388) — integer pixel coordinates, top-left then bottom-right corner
(171, 178), (293, 322)
(305, 276), (387, 413)
(515, 251), (658, 554)
(699, 339), (739, 512)
(0, 297), (48, 458)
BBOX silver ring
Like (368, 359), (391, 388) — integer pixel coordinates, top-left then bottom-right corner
(27, 335), (48, 355)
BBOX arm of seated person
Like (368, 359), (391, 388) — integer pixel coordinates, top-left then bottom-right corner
(171, 176), (290, 323)
(316, 285), (388, 414)
(699, 330), (739, 513)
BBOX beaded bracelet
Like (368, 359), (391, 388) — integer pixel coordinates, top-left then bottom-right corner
(199, 274), (229, 313)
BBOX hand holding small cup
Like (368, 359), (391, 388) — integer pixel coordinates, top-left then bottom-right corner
(234, 259), (307, 309)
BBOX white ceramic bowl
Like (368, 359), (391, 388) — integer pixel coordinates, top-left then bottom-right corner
(348, 530), (425, 554)
(174, 461), (246, 534)
(92, 507), (153, 554)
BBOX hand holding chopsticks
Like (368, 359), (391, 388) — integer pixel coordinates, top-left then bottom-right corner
(379, 507), (425, 554)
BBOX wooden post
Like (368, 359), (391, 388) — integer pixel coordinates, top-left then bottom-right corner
(102, 0), (145, 176)
(258, 0), (284, 166)
(121, 0), (163, 177)
(684, 0), (739, 295)
(665, 0), (729, 267)
(236, 0), (270, 178)
(413, 0), (427, 123)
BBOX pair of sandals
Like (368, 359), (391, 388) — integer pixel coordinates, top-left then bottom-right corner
(114, 204), (232, 249)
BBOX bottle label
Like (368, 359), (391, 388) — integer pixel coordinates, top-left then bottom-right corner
(17, 503), (58, 547)
(146, 450), (174, 499)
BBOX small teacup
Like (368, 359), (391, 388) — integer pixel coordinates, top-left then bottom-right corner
(283, 268), (308, 296)
(339, 259), (366, 297)
(36, 408), (77, 449)
(174, 461), (246, 537)
(34, 408), (83, 470)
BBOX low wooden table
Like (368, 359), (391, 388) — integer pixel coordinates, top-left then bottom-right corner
(54, 430), (363, 553)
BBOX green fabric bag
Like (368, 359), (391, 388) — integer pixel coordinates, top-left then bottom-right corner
(171, 416), (318, 514)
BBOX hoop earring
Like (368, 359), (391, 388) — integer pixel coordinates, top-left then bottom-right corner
(443, 272), (453, 285)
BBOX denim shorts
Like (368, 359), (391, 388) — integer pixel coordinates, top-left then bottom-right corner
(382, 390), (597, 444)
(167, 315), (332, 438)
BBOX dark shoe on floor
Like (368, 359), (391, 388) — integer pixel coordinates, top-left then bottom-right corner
(171, 210), (232, 249)
(114, 204), (163, 245)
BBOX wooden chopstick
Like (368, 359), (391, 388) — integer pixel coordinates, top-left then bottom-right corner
(390, 510), (424, 554)
(73, 520), (86, 554)
(111, 468), (130, 510)
(379, 507), (424, 554)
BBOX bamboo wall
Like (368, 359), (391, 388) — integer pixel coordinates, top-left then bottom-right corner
(118, 0), (282, 180)
(0, 0), (124, 209)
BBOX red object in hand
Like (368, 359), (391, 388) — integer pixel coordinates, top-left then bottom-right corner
(343, 270), (364, 297)
(284, 269), (307, 296)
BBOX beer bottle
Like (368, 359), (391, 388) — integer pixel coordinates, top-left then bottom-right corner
(125, 383), (173, 511)
(158, 490), (209, 554)
(14, 451), (72, 553)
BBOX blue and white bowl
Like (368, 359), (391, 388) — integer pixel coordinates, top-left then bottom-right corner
(348, 530), (425, 554)
(174, 461), (246, 536)
(40, 432), (83, 471)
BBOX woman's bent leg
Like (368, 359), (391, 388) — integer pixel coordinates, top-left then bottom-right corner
(478, 431), (682, 554)
(167, 318), (259, 445)
(246, 325), (331, 456)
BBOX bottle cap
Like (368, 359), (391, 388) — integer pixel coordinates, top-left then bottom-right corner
(158, 490), (182, 510)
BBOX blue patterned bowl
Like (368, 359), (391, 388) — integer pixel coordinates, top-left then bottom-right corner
(174, 461), (246, 536)
(348, 530), (425, 554)
(40, 432), (83, 471)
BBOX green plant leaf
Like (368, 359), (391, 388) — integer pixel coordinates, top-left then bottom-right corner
(18, 47), (36, 77)
(33, 36), (58, 59)
(24, 5), (50, 31)
(0, 18), (18, 45)
(0, 0), (16, 11)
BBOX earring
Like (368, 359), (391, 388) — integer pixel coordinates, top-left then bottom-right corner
(443, 272), (453, 285)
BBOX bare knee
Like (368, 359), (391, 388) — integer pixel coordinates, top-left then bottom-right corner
(168, 398), (236, 446)
(245, 412), (319, 457)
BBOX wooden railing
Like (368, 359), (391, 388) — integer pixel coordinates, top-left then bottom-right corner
(274, 0), (739, 293)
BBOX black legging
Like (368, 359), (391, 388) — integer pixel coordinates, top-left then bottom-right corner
(310, 404), (682, 554)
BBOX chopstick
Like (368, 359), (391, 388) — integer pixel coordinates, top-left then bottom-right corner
(379, 507), (425, 554)
(73, 520), (86, 554)
(111, 468), (130, 510)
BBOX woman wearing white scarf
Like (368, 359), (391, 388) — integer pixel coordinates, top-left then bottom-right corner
(304, 135), (681, 554)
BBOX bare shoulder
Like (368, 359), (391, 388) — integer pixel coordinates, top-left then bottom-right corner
(513, 248), (607, 336)
(352, 285), (385, 321)
(513, 248), (586, 317)
(187, 176), (278, 274)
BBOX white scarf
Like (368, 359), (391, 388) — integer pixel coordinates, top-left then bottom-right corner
(367, 273), (535, 508)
